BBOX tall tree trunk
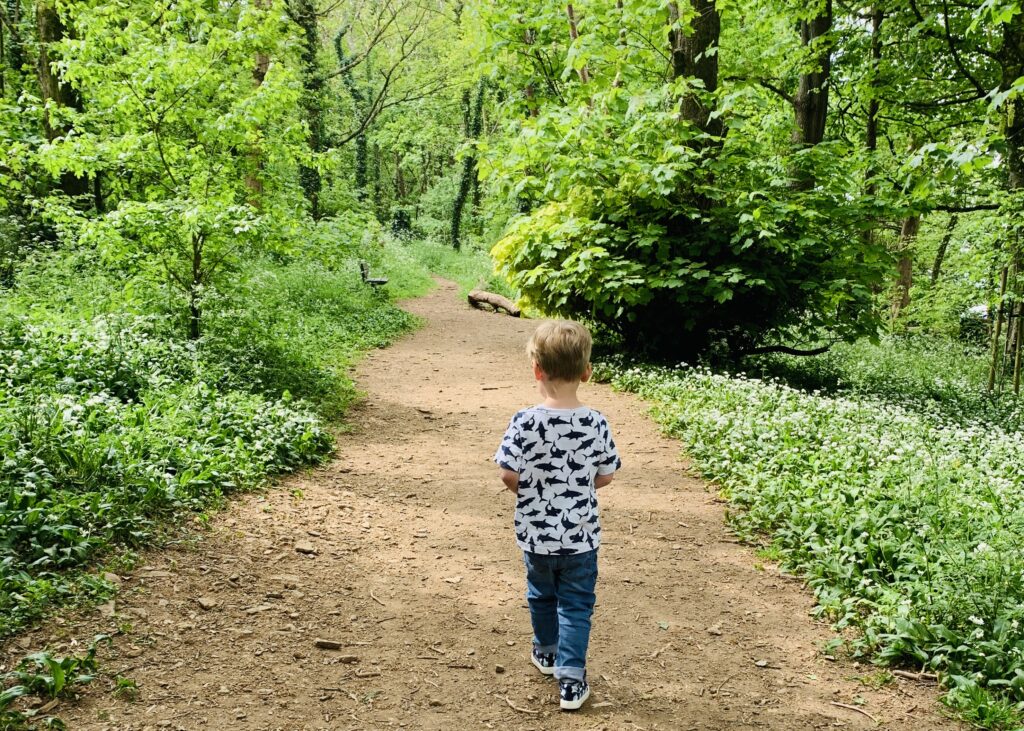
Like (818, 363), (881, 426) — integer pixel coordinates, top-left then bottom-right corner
(789, 0), (832, 190)
(394, 151), (406, 200)
(451, 81), (485, 250)
(292, 0), (323, 219)
(245, 0), (272, 203)
(861, 8), (884, 248)
(668, 0), (722, 138)
(997, 6), (1022, 393)
(335, 28), (369, 200)
(931, 214), (958, 284)
(36, 0), (88, 199)
(371, 142), (382, 218)
(891, 214), (919, 320)
(1004, 11), (1024, 195)
(1, 18), (6, 98)
(3, 0), (23, 77)
(792, 0), (832, 147)
(864, 8), (883, 163)
(188, 234), (205, 341)
(989, 266), (1009, 391)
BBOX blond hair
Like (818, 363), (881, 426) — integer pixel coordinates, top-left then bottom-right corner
(527, 320), (593, 381)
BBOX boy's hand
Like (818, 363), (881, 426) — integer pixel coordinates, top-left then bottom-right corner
(595, 472), (615, 489)
(499, 468), (520, 495)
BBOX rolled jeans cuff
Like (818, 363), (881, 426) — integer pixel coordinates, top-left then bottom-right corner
(554, 665), (585, 682)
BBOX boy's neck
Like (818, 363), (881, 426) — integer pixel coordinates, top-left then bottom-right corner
(539, 379), (583, 410)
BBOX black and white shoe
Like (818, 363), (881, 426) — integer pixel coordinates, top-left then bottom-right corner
(559, 677), (590, 710)
(531, 648), (555, 675)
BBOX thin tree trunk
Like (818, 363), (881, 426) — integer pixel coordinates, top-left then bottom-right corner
(1014, 300), (1023, 395)
(891, 214), (919, 320)
(522, 26), (539, 117)
(861, 7), (883, 248)
(188, 234), (204, 341)
(1003, 10), (1024, 195)
(565, 4), (590, 84)
(371, 142), (382, 217)
(864, 8), (883, 157)
(394, 151), (406, 200)
(931, 214), (958, 284)
(989, 266), (1009, 392)
(245, 0), (271, 203)
(1, 19), (6, 98)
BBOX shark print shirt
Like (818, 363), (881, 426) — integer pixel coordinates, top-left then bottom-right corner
(495, 406), (621, 555)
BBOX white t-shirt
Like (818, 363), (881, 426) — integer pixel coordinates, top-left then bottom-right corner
(495, 405), (621, 555)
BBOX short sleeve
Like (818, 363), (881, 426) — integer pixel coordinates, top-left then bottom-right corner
(596, 418), (621, 475)
(494, 415), (522, 472)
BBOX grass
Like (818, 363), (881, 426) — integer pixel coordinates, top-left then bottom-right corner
(373, 234), (515, 300)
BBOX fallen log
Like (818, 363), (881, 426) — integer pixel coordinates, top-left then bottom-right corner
(467, 289), (520, 317)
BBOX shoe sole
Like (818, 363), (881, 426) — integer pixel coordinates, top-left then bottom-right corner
(531, 655), (555, 676)
(560, 685), (590, 711)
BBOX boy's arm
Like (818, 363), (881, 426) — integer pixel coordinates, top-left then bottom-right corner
(494, 414), (523, 494)
(499, 468), (520, 494)
(594, 416), (621, 490)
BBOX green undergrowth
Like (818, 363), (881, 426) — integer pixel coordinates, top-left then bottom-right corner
(600, 352), (1024, 729)
(0, 220), (502, 726)
(375, 235), (515, 300)
(745, 336), (1021, 430)
(0, 219), (431, 641)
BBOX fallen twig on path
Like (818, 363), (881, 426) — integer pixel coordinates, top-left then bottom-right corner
(651, 642), (672, 659)
(499, 695), (539, 714)
(369, 590), (386, 607)
(829, 702), (878, 724)
(893, 669), (937, 683)
(713, 672), (740, 696)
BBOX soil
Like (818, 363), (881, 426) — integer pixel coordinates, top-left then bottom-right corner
(2, 281), (966, 731)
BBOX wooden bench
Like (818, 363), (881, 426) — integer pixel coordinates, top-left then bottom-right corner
(359, 260), (388, 287)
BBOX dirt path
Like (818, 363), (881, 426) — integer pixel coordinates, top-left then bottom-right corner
(12, 281), (963, 730)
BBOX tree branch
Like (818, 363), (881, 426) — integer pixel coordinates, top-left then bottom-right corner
(739, 343), (834, 357)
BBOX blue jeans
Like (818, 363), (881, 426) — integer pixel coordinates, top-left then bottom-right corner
(523, 549), (598, 682)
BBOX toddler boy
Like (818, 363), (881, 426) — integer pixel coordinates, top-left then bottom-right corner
(494, 320), (621, 710)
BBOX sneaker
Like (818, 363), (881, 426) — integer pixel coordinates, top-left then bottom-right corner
(530, 648), (555, 675)
(559, 677), (590, 710)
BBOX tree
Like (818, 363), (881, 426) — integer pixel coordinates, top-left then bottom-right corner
(35, 0), (307, 338)
(480, 0), (888, 357)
